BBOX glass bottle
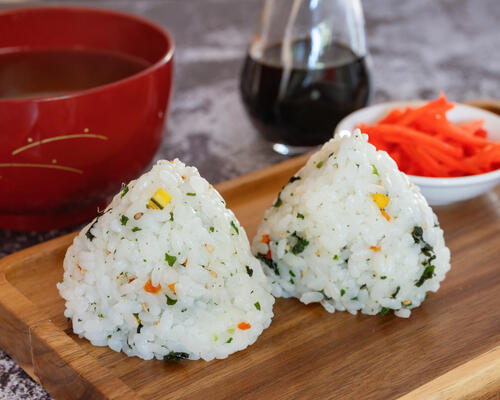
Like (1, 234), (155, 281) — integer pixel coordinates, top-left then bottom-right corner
(240, 0), (372, 155)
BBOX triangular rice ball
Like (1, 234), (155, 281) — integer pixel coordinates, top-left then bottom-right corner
(252, 131), (450, 318)
(59, 160), (274, 361)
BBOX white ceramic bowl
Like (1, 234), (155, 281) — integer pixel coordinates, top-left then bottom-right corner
(335, 101), (500, 206)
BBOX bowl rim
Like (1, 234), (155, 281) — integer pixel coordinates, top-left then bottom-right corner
(0, 6), (175, 103)
(335, 100), (500, 185)
(408, 168), (500, 186)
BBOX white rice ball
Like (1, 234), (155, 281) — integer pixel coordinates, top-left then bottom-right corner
(252, 130), (450, 318)
(58, 159), (274, 361)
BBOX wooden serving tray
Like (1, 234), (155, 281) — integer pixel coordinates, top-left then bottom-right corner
(1, 105), (500, 400)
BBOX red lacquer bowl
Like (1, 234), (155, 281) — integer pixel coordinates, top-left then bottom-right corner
(0, 7), (174, 231)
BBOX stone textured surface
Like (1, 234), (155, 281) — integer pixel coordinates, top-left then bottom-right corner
(0, 0), (499, 398)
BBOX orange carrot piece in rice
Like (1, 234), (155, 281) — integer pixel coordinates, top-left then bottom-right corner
(144, 279), (162, 294)
(238, 322), (251, 330)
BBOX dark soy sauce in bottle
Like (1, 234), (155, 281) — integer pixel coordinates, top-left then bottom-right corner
(240, 38), (372, 152)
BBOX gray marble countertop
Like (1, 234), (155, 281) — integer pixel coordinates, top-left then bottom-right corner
(1, 0), (499, 398)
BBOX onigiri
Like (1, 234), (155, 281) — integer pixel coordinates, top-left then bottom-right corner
(58, 159), (274, 361)
(252, 130), (450, 318)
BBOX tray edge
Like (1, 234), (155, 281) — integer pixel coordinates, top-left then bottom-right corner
(398, 345), (500, 400)
(1, 99), (499, 399)
(0, 234), (143, 400)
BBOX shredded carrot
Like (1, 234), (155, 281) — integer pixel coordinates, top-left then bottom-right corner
(168, 283), (176, 293)
(129, 278), (136, 283)
(398, 144), (432, 175)
(266, 249), (272, 259)
(144, 279), (162, 294)
(425, 146), (478, 174)
(238, 322), (251, 330)
(458, 120), (484, 135)
(378, 109), (403, 124)
(396, 95), (454, 126)
(474, 129), (488, 139)
(417, 117), (490, 148)
(357, 95), (499, 177)
(261, 234), (270, 244)
(370, 246), (381, 252)
(412, 147), (451, 177)
(363, 123), (463, 158)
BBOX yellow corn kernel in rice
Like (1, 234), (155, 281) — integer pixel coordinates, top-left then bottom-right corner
(148, 188), (172, 209)
(372, 193), (389, 209)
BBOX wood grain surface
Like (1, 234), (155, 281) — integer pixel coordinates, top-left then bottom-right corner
(1, 107), (499, 399)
